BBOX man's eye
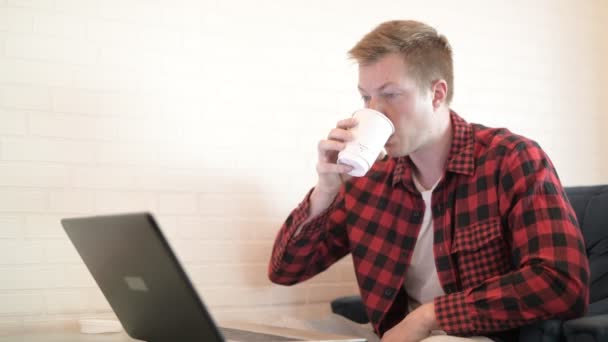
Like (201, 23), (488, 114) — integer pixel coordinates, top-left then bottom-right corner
(383, 93), (398, 99)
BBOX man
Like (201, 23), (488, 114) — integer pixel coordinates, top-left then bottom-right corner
(268, 20), (589, 342)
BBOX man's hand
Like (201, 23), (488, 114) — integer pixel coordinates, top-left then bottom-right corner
(315, 117), (358, 195)
(381, 303), (439, 342)
(303, 118), (389, 229)
(306, 118), (358, 220)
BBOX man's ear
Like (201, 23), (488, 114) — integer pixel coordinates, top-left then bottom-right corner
(431, 79), (448, 109)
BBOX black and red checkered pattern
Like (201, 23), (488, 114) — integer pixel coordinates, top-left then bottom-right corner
(269, 112), (589, 337)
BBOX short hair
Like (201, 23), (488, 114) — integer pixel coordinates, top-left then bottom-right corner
(348, 20), (454, 104)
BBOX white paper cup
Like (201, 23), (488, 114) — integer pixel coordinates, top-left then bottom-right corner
(337, 108), (394, 177)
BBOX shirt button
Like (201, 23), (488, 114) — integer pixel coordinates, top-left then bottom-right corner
(412, 211), (421, 218)
(383, 288), (394, 298)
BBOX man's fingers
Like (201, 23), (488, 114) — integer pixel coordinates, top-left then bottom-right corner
(316, 162), (353, 175)
(317, 139), (346, 154)
(327, 127), (354, 142)
(336, 117), (358, 129)
(319, 117), (357, 147)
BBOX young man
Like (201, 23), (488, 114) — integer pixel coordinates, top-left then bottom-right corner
(268, 20), (589, 342)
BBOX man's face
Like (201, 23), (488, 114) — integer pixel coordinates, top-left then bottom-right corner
(357, 53), (436, 158)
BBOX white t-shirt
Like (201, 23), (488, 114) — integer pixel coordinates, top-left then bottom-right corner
(403, 175), (445, 312)
(403, 176), (492, 341)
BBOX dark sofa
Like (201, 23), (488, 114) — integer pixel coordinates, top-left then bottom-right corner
(330, 185), (608, 342)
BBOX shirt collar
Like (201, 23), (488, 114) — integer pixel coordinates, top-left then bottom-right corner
(392, 110), (475, 188)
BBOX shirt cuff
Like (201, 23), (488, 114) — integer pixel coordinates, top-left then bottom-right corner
(434, 290), (475, 335)
(290, 187), (341, 239)
(269, 187), (341, 272)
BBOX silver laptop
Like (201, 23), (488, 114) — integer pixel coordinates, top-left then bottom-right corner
(61, 212), (365, 342)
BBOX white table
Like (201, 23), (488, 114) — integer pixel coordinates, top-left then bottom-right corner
(0, 321), (366, 342)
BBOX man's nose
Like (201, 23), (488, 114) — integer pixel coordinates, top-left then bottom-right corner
(366, 97), (384, 113)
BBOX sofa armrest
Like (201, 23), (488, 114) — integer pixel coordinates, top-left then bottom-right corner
(518, 319), (563, 342)
(563, 314), (608, 342)
(330, 295), (369, 324)
(588, 297), (608, 315)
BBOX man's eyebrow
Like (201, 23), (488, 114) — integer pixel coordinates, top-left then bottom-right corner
(357, 82), (397, 93)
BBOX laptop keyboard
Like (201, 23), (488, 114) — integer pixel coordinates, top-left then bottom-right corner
(220, 327), (303, 341)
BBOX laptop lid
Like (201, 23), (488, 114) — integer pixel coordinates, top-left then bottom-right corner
(62, 212), (225, 342)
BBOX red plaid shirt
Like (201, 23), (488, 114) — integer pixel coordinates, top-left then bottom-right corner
(269, 112), (589, 338)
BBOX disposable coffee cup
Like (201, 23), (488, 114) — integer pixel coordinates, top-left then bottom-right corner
(337, 108), (394, 177)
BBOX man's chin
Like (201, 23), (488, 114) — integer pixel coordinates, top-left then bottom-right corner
(385, 152), (409, 159)
(384, 146), (409, 159)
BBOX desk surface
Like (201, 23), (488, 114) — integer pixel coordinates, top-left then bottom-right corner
(0, 321), (366, 342)
(0, 332), (134, 342)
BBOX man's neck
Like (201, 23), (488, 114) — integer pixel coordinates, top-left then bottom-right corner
(409, 109), (453, 190)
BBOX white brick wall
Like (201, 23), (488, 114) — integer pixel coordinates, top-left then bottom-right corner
(33, 12), (87, 39)
(0, 85), (50, 110)
(43, 240), (82, 263)
(24, 215), (69, 238)
(62, 265), (97, 288)
(158, 193), (198, 215)
(0, 215), (22, 238)
(0, 189), (48, 212)
(0, 58), (75, 87)
(49, 189), (94, 213)
(0, 266), (61, 290)
(0, 8), (33, 33)
(0, 293), (45, 315)
(1, 137), (97, 163)
(0, 0), (606, 332)
(7, 0), (54, 10)
(0, 109), (27, 135)
(0, 240), (45, 264)
(45, 289), (92, 314)
(29, 112), (115, 140)
(93, 191), (156, 213)
(5, 35), (97, 65)
(0, 162), (69, 187)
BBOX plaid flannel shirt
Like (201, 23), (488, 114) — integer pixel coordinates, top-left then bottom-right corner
(269, 111), (589, 337)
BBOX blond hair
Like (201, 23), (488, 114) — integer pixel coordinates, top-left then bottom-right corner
(349, 20), (454, 104)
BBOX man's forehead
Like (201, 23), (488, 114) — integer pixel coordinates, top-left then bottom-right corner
(357, 55), (413, 90)
(357, 82), (400, 93)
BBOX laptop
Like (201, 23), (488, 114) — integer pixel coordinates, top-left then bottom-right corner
(61, 212), (366, 342)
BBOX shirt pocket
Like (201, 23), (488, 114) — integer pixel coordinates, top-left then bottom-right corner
(451, 217), (512, 289)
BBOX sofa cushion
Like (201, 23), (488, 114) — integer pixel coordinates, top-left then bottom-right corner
(563, 314), (608, 342)
(588, 297), (608, 316)
(565, 186), (608, 304)
(518, 319), (563, 342)
(330, 295), (369, 324)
